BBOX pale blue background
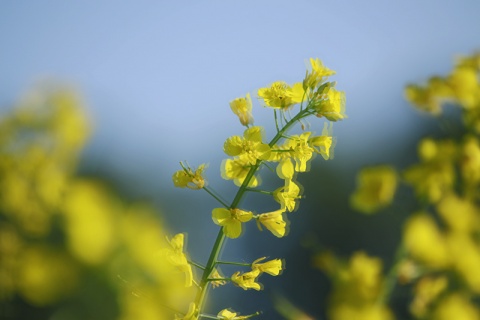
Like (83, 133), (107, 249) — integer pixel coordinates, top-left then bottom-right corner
(1, 1), (480, 317)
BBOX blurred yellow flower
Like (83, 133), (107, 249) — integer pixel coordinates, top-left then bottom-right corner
(403, 213), (449, 268)
(432, 293), (480, 320)
(350, 165), (397, 214)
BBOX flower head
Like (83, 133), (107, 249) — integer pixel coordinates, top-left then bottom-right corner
(224, 126), (271, 165)
(172, 163), (207, 189)
(256, 208), (287, 237)
(212, 207), (253, 239)
(258, 81), (298, 109)
(304, 58), (336, 89)
(162, 233), (193, 287)
(350, 165), (397, 214)
(315, 87), (346, 121)
(231, 269), (262, 291)
(209, 268), (227, 288)
(221, 155), (260, 187)
(252, 257), (283, 276)
(273, 179), (301, 212)
(230, 93), (254, 126)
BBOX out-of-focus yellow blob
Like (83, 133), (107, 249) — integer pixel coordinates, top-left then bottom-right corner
(63, 180), (117, 265)
(350, 165), (397, 214)
(17, 245), (78, 306)
(403, 213), (449, 268)
(432, 293), (480, 320)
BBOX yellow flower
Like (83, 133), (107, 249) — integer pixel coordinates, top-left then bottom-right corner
(304, 58), (336, 88)
(230, 93), (253, 126)
(256, 208), (287, 237)
(163, 233), (193, 287)
(432, 293), (480, 320)
(231, 269), (262, 291)
(252, 257), (283, 276)
(273, 179), (301, 212)
(436, 193), (478, 233)
(403, 213), (449, 268)
(350, 165), (397, 214)
(258, 81), (297, 109)
(172, 163), (207, 189)
(309, 123), (334, 160)
(209, 268), (227, 288)
(221, 156), (260, 187)
(175, 302), (198, 320)
(224, 126), (270, 165)
(447, 67), (479, 109)
(212, 208), (253, 239)
(410, 276), (448, 317)
(315, 87), (346, 121)
(284, 132), (315, 172)
(276, 158), (295, 180)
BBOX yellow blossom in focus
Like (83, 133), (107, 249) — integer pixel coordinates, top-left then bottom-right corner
(172, 163), (207, 189)
(212, 208), (253, 239)
(284, 132), (315, 172)
(256, 208), (287, 237)
(276, 158), (295, 180)
(350, 165), (397, 214)
(231, 269), (262, 291)
(273, 179), (301, 212)
(252, 257), (283, 276)
(230, 93), (254, 126)
(309, 123), (334, 160)
(223, 126), (270, 165)
(217, 309), (238, 319)
(258, 81), (298, 109)
(221, 155), (260, 187)
(315, 87), (346, 121)
(304, 58), (336, 89)
(209, 268), (227, 288)
(403, 213), (449, 268)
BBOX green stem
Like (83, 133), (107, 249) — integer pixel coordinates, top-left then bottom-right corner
(189, 260), (206, 270)
(194, 106), (311, 315)
(216, 260), (252, 267)
(245, 188), (274, 195)
(203, 186), (229, 208)
(378, 245), (406, 304)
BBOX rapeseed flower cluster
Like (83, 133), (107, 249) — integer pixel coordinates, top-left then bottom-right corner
(172, 58), (345, 318)
(344, 53), (480, 319)
(0, 86), (193, 319)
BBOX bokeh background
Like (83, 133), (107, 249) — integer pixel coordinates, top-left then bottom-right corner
(1, 1), (480, 319)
